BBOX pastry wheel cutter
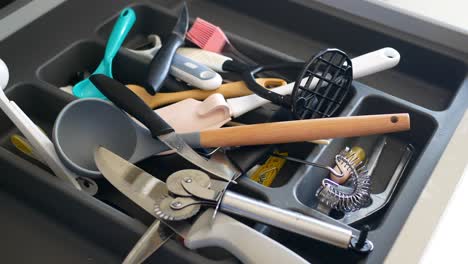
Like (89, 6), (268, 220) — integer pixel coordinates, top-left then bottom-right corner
(95, 146), (310, 264)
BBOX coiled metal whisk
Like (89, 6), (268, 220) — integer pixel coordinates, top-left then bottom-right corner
(316, 148), (371, 212)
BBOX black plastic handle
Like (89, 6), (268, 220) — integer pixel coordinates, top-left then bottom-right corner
(224, 61), (304, 108)
(146, 34), (185, 95)
(90, 74), (174, 137)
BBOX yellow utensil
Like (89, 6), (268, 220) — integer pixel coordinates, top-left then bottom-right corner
(330, 146), (366, 184)
(127, 78), (286, 109)
(10, 134), (45, 163)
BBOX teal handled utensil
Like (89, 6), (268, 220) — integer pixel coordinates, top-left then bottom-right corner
(72, 8), (136, 99)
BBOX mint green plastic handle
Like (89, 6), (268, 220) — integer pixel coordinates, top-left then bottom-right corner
(104, 8), (136, 65)
(72, 8), (136, 99)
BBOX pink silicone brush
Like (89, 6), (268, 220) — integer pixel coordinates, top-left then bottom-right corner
(187, 18), (256, 65)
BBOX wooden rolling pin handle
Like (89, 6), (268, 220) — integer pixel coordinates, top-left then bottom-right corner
(199, 114), (410, 148)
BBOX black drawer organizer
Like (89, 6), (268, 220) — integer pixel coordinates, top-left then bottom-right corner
(0, 0), (467, 263)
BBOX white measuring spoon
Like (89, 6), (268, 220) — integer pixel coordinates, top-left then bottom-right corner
(155, 48), (401, 131)
(0, 59), (97, 194)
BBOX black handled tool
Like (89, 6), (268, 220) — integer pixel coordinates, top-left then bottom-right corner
(90, 74), (234, 182)
(146, 3), (189, 95)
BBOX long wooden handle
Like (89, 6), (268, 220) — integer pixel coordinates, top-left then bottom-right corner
(199, 114), (410, 148)
(127, 78), (286, 109)
(214, 78), (286, 98)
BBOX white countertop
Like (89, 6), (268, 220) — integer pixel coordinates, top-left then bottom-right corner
(421, 164), (468, 263)
(294, 0), (468, 55)
(371, 0), (468, 34)
(372, 2), (468, 262)
(385, 111), (468, 263)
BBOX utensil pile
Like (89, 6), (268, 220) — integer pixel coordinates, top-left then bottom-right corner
(0, 3), (414, 263)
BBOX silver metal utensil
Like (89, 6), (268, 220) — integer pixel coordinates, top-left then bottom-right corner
(95, 147), (373, 253)
(122, 221), (173, 264)
(95, 147), (310, 263)
(341, 143), (414, 224)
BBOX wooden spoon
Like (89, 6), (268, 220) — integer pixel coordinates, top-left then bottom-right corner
(127, 78), (286, 109)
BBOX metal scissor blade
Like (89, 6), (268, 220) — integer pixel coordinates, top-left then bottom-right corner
(122, 220), (173, 264)
(94, 146), (192, 238)
(159, 133), (237, 182)
(94, 147), (167, 214)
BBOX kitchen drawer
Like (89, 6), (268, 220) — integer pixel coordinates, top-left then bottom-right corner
(0, 0), (466, 263)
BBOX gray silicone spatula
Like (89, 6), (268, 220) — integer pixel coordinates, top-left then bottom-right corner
(53, 98), (170, 178)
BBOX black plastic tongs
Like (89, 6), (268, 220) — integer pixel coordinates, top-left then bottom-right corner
(145, 3), (189, 95)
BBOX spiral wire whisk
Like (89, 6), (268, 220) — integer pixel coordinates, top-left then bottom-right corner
(316, 149), (371, 212)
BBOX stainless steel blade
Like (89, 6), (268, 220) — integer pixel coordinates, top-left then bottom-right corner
(95, 147), (370, 252)
(123, 220), (173, 264)
(159, 133), (236, 182)
(94, 147), (192, 238)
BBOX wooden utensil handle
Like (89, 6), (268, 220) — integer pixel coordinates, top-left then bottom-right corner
(199, 114), (410, 147)
(156, 78), (286, 108)
(129, 78), (286, 109)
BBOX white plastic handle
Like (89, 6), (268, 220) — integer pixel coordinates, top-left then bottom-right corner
(0, 58), (80, 190)
(7, 100), (82, 190)
(126, 34), (162, 58)
(352, 47), (400, 79)
(185, 209), (310, 264)
(228, 82), (294, 118)
(0, 59), (9, 89)
(127, 40), (223, 90)
(177, 47), (232, 72)
(227, 48), (401, 118)
(169, 55), (223, 90)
